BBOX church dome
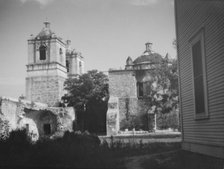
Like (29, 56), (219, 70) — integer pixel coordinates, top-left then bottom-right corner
(133, 42), (163, 64)
(133, 52), (163, 64)
(36, 22), (55, 39)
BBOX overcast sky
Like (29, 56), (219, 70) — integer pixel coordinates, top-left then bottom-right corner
(0, 0), (176, 98)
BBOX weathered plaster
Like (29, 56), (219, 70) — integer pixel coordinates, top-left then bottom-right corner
(0, 97), (75, 141)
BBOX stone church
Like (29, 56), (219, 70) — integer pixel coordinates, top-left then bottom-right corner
(0, 22), (84, 140)
(107, 43), (172, 135)
(26, 21), (84, 107)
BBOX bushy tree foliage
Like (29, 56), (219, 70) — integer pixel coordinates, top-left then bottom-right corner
(146, 59), (178, 115)
(142, 59), (179, 130)
(64, 70), (109, 108)
(157, 109), (179, 130)
(63, 70), (109, 133)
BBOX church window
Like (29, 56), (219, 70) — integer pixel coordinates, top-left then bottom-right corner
(59, 48), (63, 63)
(66, 60), (69, 72)
(39, 45), (46, 60)
(137, 82), (144, 98)
(59, 48), (63, 55)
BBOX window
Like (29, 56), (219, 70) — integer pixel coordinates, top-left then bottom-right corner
(59, 48), (63, 63)
(66, 60), (69, 72)
(137, 82), (144, 97)
(79, 61), (82, 74)
(59, 48), (63, 55)
(190, 29), (208, 119)
(43, 124), (51, 135)
(39, 45), (46, 60)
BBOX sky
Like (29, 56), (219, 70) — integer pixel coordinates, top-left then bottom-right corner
(0, 0), (176, 98)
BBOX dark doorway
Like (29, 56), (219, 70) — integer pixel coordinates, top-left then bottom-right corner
(43, 124), (51, 135)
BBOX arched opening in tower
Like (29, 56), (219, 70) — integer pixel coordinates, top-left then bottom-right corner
(39, 45), (46, 60)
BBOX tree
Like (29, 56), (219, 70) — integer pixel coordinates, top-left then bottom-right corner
(63, 70), (109, 134)
(145, 59), (179, 130)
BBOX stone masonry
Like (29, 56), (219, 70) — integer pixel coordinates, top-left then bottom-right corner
(107, 43), (171, 135)
(26, 22), (84, 106)
(26, 76), (66, 107)
(0, 97), (75, 141)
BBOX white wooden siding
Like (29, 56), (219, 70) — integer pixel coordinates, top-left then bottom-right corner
(176, 0), (224, 147)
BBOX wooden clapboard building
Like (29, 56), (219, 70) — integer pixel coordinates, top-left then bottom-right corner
(175, 0), (224, 158)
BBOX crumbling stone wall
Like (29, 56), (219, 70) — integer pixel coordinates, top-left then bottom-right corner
(24, 110), (58, 138)
(60, 107), (75, 132)
(18, 117), (39, 140)
(107, 97), (119, 136)
(0, 97), (20, 130)
(0, 97), (75, 140)
(108, 70), (154, 133)
(118, 97), (138, 130)
(118, 98), (151, 130)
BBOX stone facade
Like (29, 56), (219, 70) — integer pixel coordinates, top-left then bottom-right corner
(106, 96), (120, 135)
(108, 71), (153, 132)
(0, 97), (75, 141)
(0, 22), (81, 140)
(107, 43), (171, 135)
(26, 76), (66, 107)
(26, 22), (84, 106)
(109, 70), (137, 98)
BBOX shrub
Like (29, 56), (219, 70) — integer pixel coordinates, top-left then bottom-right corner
(157, 110), (179, 130)
(0, 130), (113, 168)
(0, 129), (181, 168)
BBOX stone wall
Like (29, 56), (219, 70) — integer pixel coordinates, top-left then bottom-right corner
(107, 96), (119, 135)
(108, 70), (153, 133)
(118, 98), (151, 130)
(118, 97), (138, 129)
(0, 97), (75, 141)
(0, 98), (19, 130)
(24, 109), (58, 138)
(26, 75), (66, 107)
(109, 70), (137, 98)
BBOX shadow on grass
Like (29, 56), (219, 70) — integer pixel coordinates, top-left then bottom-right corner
(0, 130), (121, 168)
(0, 129), (182, 169)
(141, 149), (224, 169)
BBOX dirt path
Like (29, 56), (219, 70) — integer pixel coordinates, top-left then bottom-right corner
(124, 150), (178, 169)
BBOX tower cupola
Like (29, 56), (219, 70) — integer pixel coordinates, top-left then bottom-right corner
(36, 22), (54, 39)
(44, 21), (50, 28)
(145, 42), (152, 53)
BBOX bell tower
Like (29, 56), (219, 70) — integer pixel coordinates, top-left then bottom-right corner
(65, 40), (84, 78)
(26, 22), (67, 106)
